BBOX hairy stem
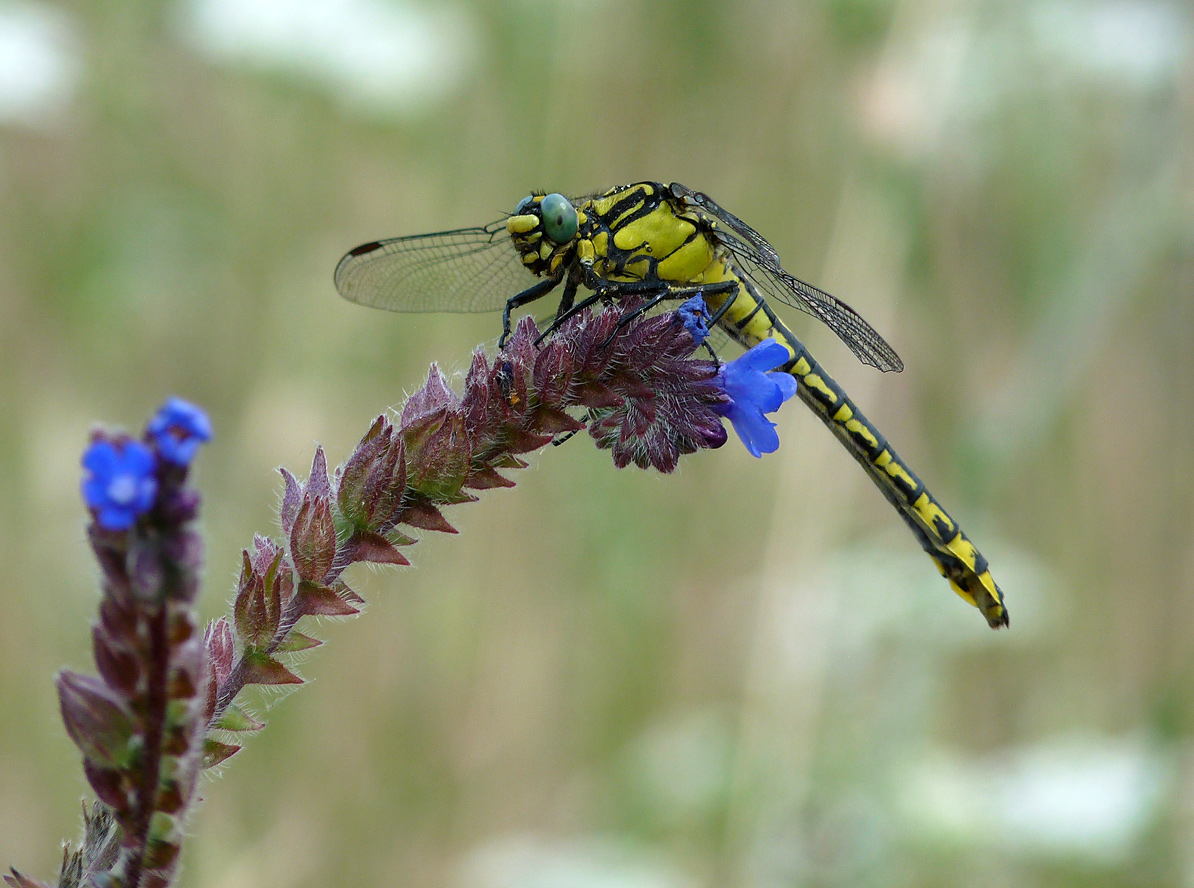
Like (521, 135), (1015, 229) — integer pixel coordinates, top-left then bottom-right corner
(124, 602), (168, 888)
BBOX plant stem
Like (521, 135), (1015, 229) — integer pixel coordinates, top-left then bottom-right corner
(124, 602), (168, 888)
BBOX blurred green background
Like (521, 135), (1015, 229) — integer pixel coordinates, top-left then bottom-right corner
(2, 0), (1192, 885)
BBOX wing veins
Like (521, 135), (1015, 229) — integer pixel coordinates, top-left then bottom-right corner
(671, 184), (903, 372)
(334, 220), (533, 314)
(731, 246), (903, 371)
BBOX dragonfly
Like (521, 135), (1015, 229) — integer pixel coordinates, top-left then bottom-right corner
(335, 182), (1008, 629)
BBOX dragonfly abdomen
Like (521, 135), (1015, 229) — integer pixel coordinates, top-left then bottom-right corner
(704, 263), (1009, 628)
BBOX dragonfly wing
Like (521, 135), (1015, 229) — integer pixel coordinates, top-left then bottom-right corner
(672, 184), (904, 373)
(723, 239), (904, 373)
(669, 183), (783, 266)
(334, 220), (532, 313)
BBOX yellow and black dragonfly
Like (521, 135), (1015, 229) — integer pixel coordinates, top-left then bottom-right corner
(335, 182), (1008, 628)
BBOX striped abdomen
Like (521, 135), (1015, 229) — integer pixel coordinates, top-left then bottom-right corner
(701, 256), (1009, 628)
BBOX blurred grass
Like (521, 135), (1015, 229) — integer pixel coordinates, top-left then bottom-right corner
(1, 0), (1192, 886)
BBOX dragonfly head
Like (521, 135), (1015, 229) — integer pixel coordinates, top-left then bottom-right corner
(506, 192), (580, 277)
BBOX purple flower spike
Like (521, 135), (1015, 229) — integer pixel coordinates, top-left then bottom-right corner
(676, 296), (711, 345)
(712, 339), (799, 458)
(147, 397), (213, 466)
(81, 439), (158, 530)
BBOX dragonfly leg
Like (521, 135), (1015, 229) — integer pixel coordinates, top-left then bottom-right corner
(704, 285), (742, 326)
(501, 276), (562, 348)
(534, 279), (592, 345)
(555, 278), (579, 318)
(701, 340), (721, 367)
(536, 289), (605, 345)
(537, 275), (666, 343)
(551, 429), (580, 447)
(599, 291), (670, 346)
(599, 280), (740, 347)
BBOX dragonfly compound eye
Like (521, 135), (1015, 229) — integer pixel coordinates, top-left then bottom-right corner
(540, 193), (578, 244)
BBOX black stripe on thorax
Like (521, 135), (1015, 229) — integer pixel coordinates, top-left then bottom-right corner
(596, 184), (663, 229)
(654, 227), (702, 266)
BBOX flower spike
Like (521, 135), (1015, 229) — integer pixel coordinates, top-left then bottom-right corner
(27, 303), (751, 888)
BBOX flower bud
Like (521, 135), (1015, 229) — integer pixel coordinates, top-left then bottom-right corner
(56, 670), (137, 769)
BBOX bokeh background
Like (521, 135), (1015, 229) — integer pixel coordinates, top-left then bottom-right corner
(2, 0), (1192, 885)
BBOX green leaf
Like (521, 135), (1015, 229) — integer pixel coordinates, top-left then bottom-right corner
(214, 704), (264, 732)
(201, 738), (241, 769)
(277, 631), (322, 652)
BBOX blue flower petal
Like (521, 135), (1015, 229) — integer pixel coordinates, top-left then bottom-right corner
(82, 440), (119, 474)
(675, 296), (711, 345)
(723, 373), (781, 414)
(97, 503), (136, 531)
(148, 397), (212, 439)
(773, 372), (799, 401)
(133, 476), (157, 513)
(732, 338), (791, 374)
(148, 397), (212, 466)
(80, 438), (158, 530)
(81, 476), (108, 510)
(124, 440), (156, 474)
(711, 340), (799, 458)
(727, 405), (779, 458)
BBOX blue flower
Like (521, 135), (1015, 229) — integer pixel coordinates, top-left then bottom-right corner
(81, 439), (158, 530)
(712, 339), (799, 457)
(675, 296), (711, 346)
(147, 398), (213, 466)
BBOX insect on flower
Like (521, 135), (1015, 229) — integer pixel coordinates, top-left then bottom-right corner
(334, 181), (1009, 628)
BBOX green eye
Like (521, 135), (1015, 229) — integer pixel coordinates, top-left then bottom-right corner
(540, 193), (577, 244)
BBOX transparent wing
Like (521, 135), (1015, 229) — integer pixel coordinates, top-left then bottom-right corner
(334, 219), (534, 313)
(727, 242), (904, 372)
(673, 186), (904, 372)
(669, 183), (782, 266)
